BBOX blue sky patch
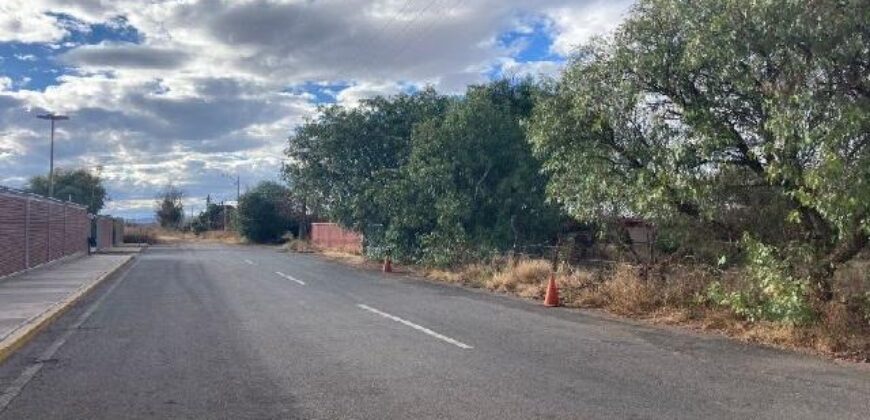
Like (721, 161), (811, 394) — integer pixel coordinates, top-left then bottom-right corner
(497, 16), (561, 62)
(285, 81), (352, 104)
(0, 15), (140, 91)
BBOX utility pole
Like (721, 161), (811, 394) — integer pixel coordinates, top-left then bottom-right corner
(36, 113), (69, 199)
(217, 171), (241, 231)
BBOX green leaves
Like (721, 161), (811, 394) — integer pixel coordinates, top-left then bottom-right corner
(284, 80), (562, 265)
(237, 182), (301, 243)
(530, 0), (869, 279)
(27, 168), (108, 214)
(706, 236), (814, 324)
(285, 89), (449, 232)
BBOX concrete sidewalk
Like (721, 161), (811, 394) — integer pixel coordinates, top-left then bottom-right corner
(0, 254), (134, 362)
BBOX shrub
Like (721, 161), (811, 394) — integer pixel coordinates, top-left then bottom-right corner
(707, 237), (814, 324)
(237, 181), (302, 243)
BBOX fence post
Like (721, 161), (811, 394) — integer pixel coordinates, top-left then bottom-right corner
(25, 197), (30, 269)
(63, 202), (67, 257)
(46, 202), (51, 262)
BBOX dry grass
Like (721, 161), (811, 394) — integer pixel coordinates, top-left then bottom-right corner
(320, 249), (369, 265)
(484, 259), (551, 297)
(422, 256), (868, 362)
(122, 226), (157, 244)
(283, 239), (318, 253)
(594, 265), (659, 315)
(124, 227), (244, 245)
(195, 230), (244, 244)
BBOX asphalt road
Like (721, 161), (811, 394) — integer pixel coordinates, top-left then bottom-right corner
(0, 244), (867, 419)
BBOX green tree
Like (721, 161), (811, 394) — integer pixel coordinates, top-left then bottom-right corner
(27, 167), (108, 214)
(528, 0), (869, 298)
(393, 79), (561, 264)
(193, 202), (233, 232)
(285, 88), (450, 232)
(237, 181), (301, 243)
(155, 185), (184, 229)
(285, 80), (561, 265)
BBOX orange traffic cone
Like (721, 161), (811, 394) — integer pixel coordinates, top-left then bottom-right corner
(543, 273), (560, 307)
(383, 256), (392, 273)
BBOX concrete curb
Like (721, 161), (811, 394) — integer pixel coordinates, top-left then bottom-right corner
(0, 254), (136, 364)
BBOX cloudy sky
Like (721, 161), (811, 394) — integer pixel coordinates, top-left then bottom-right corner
(0, 0), (631, 219)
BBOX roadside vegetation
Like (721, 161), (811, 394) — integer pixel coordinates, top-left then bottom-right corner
(279, 0), (870, 360)
(27, 167), (108, 214)
(155, 185), (185, 229)
(235, 181), (304, 243)
(152, 180), (303, 245)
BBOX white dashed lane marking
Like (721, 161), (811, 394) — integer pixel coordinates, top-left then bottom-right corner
(275, 271), (305, 286)
(357, 304), (473, 350)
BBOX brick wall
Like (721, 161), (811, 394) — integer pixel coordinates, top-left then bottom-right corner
(0, 196), (26, 275)
(311, 223), (362, 253)
(0, 187), (89, 278)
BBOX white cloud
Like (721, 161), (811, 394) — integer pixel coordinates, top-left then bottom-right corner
(336, 81), (415, 107)
(546, 1), (633, 56)
(1, 0), (633, 216)
(0, 1), (68, 43)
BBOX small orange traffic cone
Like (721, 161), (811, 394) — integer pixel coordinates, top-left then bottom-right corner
(383, 256), (392, 273)
(543, 273), (560, 307)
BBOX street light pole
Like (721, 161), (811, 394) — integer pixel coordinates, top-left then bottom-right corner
(36, 113), (69, 199)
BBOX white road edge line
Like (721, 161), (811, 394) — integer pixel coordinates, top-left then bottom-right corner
(356, 304), (473, 350)
(0, 258), (139, 413)
(275, 271), (305, 286)
(243, 259), (254, 265)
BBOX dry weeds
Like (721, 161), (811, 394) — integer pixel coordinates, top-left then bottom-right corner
(125, 227), (244, 245)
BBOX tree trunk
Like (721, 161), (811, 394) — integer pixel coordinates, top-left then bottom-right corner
(811, 228), (869, 302)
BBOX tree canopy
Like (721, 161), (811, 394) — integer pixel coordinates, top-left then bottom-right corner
(236, 181), (302, 243)
(528, 0), (869, 296)
(286, 80), (562, 265)
(27, 168), (108, 214)
(155, 185), (184, 229)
